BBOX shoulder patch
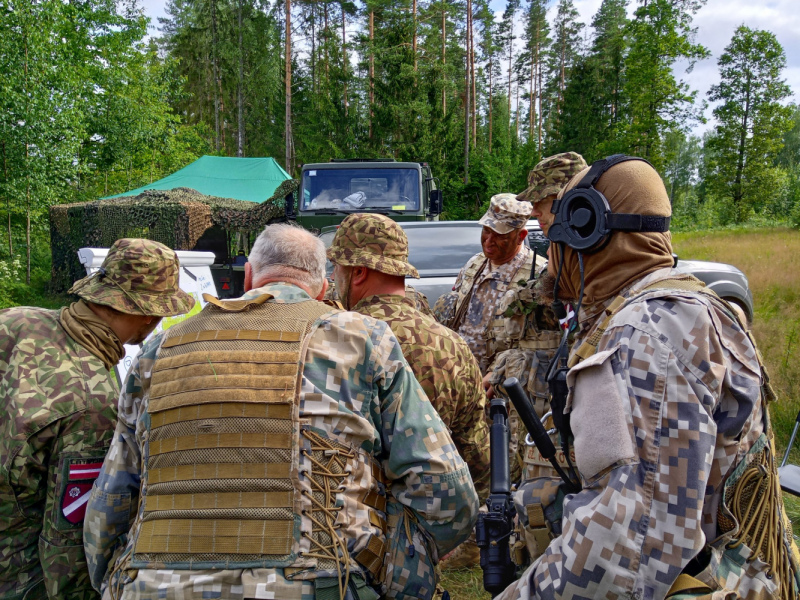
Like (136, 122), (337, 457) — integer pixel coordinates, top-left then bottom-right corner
(57, 457), (105, 527)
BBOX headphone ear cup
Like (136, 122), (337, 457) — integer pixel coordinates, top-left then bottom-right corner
(549, 188), (611, 252)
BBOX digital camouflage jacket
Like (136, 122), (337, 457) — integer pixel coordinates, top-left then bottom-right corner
(83, 283), (478, 600)
(0, 307), (118, 600)
(498, 268), (800, 600)
(351, 293), (491, 500)
(437, 246), (534, 374)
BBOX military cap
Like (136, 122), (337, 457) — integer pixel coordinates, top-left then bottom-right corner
(516, 152), (588, 203)
(327, 213), (420, 278)
(69, 238), (195, 317)
(478, 193), (533, 235)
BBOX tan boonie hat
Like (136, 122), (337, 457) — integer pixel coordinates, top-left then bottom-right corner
(69, 238), (195, 317)
(478, 193), (533, 235)
(326, 213), (419, 278)
(516, 152), (588, 203)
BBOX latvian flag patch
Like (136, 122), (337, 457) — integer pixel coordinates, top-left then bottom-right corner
(61, 461), (103, 524)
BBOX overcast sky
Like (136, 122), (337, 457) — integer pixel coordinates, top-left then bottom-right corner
(139, 0), (799, 136)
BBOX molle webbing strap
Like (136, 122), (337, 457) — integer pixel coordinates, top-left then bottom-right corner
(354, 535), (387, 580)
(567, 274), (707, 369)
(161, 329), (301, 348)
(568, 295), (626, 368)
(452, 258), (488, 331)
(518, 335), (562, 351)
(133, 297), (335, 567)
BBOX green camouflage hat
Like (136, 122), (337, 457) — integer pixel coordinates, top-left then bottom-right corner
(516, 152), (588, 203)
(479, 193), (533, 234)
(68, 238), (195, 317)
(327, 213), (420, 278)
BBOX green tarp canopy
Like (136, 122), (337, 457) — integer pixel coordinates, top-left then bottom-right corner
(103, 155), (291, 203)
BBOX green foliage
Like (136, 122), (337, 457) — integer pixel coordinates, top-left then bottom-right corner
(705, 26), (794, 223)
(618, 0), (709, 169)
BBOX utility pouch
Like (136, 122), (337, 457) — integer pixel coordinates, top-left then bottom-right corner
(512, 477), (565, 564)
(382, 503), (438, 600)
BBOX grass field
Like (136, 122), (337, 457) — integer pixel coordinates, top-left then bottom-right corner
(441, 227), (800, 599)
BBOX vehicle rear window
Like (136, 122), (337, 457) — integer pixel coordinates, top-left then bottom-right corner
(405, 226), (481, 273)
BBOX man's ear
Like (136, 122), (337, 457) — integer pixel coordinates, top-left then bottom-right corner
(518, 228), (529, 244)
(351, 266), (369, 287)
(315, 278), (328, 301)
(244, 262), (253, 292)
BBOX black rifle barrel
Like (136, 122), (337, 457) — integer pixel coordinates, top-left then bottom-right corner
(489, 397), (510, 494)
(502, 377), (557, 461)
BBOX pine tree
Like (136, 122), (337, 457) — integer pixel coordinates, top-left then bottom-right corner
(544, 0), (582, 150)
(556, 0), (627, 159)
(521, 0), (550, 151)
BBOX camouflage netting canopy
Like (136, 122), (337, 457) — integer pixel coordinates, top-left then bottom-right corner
(50, 180), (298, 292)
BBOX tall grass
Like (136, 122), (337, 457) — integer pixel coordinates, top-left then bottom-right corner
(672, 228), (800, 459)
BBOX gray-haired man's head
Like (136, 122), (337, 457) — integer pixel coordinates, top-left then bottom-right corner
(248, 224), (327, 297)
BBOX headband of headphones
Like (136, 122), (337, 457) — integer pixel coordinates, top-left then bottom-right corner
(548, 154), (671, 253)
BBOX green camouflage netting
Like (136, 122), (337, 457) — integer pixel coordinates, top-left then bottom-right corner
(50, 181), (298, 292)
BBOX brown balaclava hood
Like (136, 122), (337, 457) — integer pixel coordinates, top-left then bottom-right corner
(548, 159), (674, 308)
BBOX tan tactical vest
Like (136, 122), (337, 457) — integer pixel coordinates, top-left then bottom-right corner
(487, 253), (561, 357)
(452, 249), (539, 351)
(131, 294), (389, 579)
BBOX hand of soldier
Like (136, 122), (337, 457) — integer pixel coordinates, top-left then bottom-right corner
(482, 372), (494, 399)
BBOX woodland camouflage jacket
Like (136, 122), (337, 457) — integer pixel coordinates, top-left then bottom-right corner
(498, 268), (800, 600)
(0, 307), (118, 600)
(351, 293), (491, 500)
(83, 283), (478, 600)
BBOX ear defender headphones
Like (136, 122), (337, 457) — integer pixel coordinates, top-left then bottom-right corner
(547, 154), (671, 253)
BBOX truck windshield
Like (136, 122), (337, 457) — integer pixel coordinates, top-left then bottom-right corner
(301, 168), (421, 212)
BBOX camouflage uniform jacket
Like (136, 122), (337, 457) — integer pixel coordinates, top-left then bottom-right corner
(351, 293), (491, 500)
(498, 267), (799, 600)
(450, 246), (535, 373)
(0, 307), (118, 600)
(84, 283), (478, 600)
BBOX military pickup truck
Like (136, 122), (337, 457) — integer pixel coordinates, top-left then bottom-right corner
(286, 158), (443, 231)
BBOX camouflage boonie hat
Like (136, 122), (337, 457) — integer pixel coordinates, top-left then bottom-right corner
(516, 152), (588, 203)
(479, 193), (533, 235)
(327, 213), (420, 278)
(68, 238), (195, 317)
